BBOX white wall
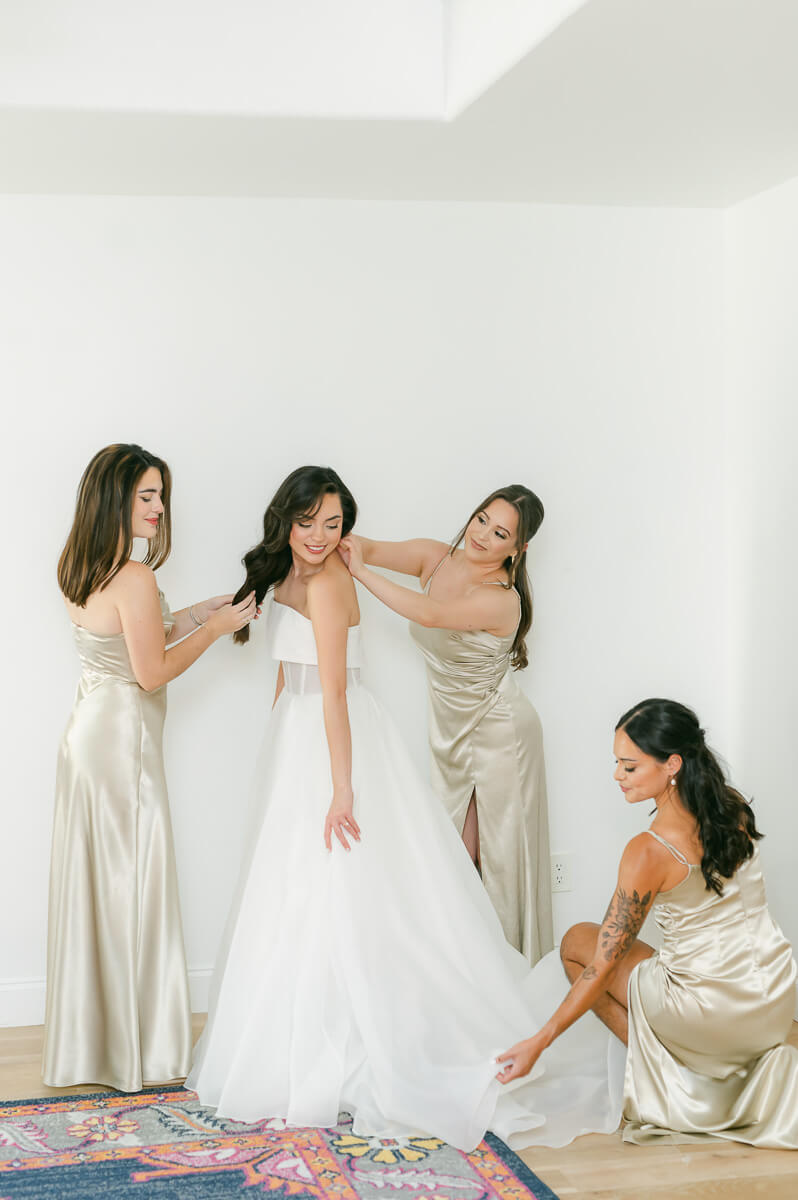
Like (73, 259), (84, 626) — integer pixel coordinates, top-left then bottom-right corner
(725, 175), (798, 955)
(0, 196), (727, 1024)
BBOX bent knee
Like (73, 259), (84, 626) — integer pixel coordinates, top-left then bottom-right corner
(560, 921), (601, 965)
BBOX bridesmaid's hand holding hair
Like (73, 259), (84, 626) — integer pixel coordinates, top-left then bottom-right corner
(205, 594), (262, 620)
(205, 591), (258, 637)
(202, 594), (235, 616)
(167, 593), (260, 644)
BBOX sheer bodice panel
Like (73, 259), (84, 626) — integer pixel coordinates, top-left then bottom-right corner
(282, 662), (361, 694)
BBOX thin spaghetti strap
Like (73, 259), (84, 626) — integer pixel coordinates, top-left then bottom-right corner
(481, 580), (522, 615)
(646, 830), (690, 866)
(424, 553), (449, 594)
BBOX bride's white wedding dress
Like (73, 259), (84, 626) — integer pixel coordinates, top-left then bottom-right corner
(188, 601), (623, 1151)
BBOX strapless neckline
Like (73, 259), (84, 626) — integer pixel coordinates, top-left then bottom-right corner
(71, 623), (125, 641)
(68, 588), (173, 639)
(272, 600), (360, 630)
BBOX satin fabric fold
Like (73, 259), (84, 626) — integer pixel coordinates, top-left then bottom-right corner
(409, 614), (552, 965)
(623, 847), (798, 1147)
(43, 592), (192, 1091)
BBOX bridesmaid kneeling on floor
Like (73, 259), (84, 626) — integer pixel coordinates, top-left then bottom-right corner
(44, 443), (256, 1092)
(339, 485), (552, 964)
(497, 698), (798, 1149)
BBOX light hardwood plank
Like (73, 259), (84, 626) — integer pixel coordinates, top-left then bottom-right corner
(1, 1019), (796, 1199)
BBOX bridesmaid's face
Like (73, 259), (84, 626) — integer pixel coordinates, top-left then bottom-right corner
(131, 467), (164, 540)
(289, 492), (344, 567)
(613, 729), (681, 806)
(464, 499), (519, 569)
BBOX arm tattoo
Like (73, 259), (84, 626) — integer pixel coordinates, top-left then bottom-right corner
(599, 886), (652, 963)
(580, 965), (598, 982)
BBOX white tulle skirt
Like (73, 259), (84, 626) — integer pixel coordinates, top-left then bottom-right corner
(188, 678), (623, 1151)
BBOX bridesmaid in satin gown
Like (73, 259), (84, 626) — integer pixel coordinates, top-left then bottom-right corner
(45, 444), (256, 1091)
(339, 485), (553, 964)
(497, 698), (798, 1149)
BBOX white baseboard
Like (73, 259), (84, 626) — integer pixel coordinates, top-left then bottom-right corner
(188, 968), (212, 1014)
(0, 979), (46, 1029)
(0, 969), (214, 1029)
(4, 971), (797, 1030)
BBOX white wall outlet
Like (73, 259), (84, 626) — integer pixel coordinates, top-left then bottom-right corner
(551, 853), (573, 893)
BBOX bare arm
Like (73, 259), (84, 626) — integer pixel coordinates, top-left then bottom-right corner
(341, 537), (516, 635)
(496, 836), (666, 1082)
(307, 568), (361, 852)
(165, 594), (236, 645)
(118, 564), (255, 691)
(356, 536), (448, 580)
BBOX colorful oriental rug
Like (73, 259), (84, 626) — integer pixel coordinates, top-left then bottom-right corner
(0, 1086), (559, 1199)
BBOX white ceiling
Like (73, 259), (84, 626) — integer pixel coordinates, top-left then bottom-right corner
(1, 0), (797, 207)
(0, 0), (586, 120)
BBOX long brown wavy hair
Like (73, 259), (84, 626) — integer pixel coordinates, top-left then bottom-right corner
(232, 465), (358, 645)
(616, 699), (762, 894)
(450, 484), (544, 670)
(58, 444), (172, 606)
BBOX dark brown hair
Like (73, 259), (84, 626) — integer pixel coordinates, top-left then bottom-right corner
(233, 465), (357, 644)
(451, 484), (544, 670)
(58, 444), (172, 606)
(616, 698), (762, 894)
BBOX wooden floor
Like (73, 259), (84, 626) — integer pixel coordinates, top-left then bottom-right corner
(1, 1020), (797, 1200)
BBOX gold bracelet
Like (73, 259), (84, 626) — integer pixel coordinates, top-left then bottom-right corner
(189, 605), (205, 627)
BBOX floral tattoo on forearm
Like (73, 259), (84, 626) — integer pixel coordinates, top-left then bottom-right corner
(598, 886), (652, 962)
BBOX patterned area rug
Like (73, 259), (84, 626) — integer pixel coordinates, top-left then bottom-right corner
(0, 1086), (559, 1199)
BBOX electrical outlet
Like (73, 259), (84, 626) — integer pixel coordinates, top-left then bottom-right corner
(551, 853), (573, 893)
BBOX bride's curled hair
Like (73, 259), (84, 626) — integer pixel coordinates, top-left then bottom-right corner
(615, 698), (762, 895)
(232, 465), (357, 644)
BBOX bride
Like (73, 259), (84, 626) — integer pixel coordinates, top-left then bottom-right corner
(187, 465), (621, 1151)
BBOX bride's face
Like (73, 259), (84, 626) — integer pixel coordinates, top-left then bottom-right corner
(289, 492), (344, 566)
(463, 498), (519, 569)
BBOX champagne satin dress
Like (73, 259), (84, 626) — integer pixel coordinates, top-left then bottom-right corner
(410, 563), (553, 964)
(624, 832), (798, 1148)
(43, 592), (192, 1092)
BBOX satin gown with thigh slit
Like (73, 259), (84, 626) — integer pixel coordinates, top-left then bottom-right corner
(43, 592), (192, 1091)
(409, 561), (553, 964)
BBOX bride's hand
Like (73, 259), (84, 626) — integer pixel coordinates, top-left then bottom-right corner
(324, 789), (361, 851)
(495, 1032), (547, 1083)
(337, 535), (364, 578)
